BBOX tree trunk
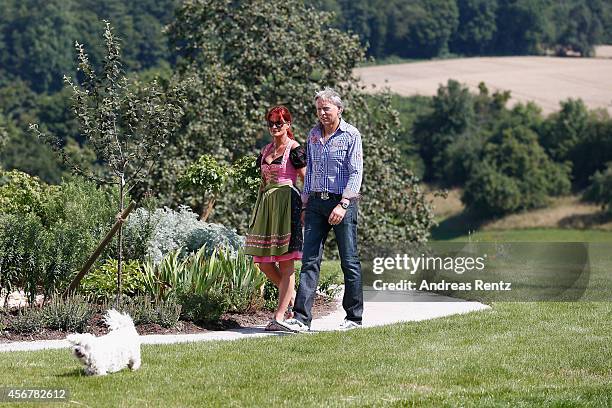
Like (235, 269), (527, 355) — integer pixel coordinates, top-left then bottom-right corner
(116, 174), (125, 307)
(200, 196), (216, 222)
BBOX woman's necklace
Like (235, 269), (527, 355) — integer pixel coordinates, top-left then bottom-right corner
(265, 137), (289, 164)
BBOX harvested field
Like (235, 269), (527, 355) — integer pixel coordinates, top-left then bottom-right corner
(595, 45), (612, 58)
(355, 55), (612, 115)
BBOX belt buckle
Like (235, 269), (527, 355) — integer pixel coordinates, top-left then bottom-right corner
(321, 191), (329, 200)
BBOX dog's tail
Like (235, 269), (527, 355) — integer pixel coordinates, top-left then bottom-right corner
(104, 309), (136, 332)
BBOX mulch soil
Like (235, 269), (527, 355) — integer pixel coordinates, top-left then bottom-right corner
(0, 294), (338, 343)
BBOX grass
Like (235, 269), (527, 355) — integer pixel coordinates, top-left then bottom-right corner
(4, 231), (611, 407)
(3, 302), (610, 407)
(441, 228), (612, 243)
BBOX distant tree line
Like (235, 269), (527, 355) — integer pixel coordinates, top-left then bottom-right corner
(0, 0), (177, 93)
(314, 0), (612, 59)
(1, 0), (610, 96)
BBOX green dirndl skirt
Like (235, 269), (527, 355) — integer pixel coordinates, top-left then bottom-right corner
(245, 183), (293, 257)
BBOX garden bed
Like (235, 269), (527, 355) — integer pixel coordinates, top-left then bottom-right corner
(0, 294), (337, 343)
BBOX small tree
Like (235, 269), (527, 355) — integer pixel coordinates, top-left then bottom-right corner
(31, 21), (187, 303)
(179, 154), (261, 222)
(178, 155), (230, 221)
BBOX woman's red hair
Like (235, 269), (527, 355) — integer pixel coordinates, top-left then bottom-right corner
(266, 105), (294, 140)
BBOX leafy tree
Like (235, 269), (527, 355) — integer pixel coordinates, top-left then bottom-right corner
(493, 0), (551, 55)
(385, 0), (459, 58)
(0, 81), (90, 183)
(178, 155), (231, 221)
(31, 22), (187, 302)
(583, 162), (612, 213)
(0, 0), (178, 93)
(570, 112), (612, 188)
(556, 2), (603, 56)
(413, 80), (475, 182)
(462, 125), (571, 217)
(451, 0), (498, 55)
(333, 0), (389, 58)
(540, 99), (612, 187)
(540, 99), (589, 161)
(160, 0), (438, 247)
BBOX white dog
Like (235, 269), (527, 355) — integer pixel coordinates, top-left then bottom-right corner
(67, 309), (141, 376)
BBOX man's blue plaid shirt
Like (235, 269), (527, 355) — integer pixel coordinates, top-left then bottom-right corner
(302, 118), (363, 204)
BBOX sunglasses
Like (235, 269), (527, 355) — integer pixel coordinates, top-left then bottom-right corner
(267, 121), (287, 129)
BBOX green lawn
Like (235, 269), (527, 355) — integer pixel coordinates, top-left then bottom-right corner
(3, 302), (611, 407)
(4, 229), (611, 407)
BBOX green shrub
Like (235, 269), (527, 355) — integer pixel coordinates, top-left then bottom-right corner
(462, 126), (571, 218)
(583, 163), (612, 213)
(0, 169), (49, 217)
(539, 99), (612, 188)
(177, 292), (225, 323)
(112, 295), (181, 328)
(0, 177), (119, 302)
(0, 213), (49, 302)
(318, 272), (342, 300)
(143, 246), (266, 320)
(41, 178), (119, 296)
(79, 259), (146, 301)
(118, 199), (159, 262)
(229, 154), (260, 205)
(124, 206), (244, 264)
(42, 295), (95, 332)
(8, 308), (44, 334)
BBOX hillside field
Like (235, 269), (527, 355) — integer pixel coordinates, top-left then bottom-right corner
(355, 52), (612, 115)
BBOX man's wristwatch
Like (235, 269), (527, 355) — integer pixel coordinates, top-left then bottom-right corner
(339, 200), (349, 210)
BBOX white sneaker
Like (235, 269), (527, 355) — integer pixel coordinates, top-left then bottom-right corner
(283, 318), (310, 333)
(337, 319), (361, 331)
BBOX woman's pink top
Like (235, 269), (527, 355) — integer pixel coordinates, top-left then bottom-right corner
(260, 142), (298, 186)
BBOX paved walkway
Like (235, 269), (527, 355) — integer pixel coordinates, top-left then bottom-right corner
(0, 291), (489, 352)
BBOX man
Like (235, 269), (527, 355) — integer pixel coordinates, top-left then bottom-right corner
(286, 87), (363, 332)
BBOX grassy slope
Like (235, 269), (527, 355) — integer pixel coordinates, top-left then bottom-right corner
(441, 228), (612, 243)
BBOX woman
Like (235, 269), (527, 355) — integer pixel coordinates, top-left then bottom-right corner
(245, 106), (306, 331)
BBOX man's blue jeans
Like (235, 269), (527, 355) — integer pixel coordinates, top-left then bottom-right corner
(294, 196), (363, 327)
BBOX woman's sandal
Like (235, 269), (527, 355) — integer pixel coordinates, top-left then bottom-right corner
(264, 319), (295, 332)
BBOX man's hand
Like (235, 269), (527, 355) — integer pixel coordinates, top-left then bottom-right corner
(328, 205), (346, 225)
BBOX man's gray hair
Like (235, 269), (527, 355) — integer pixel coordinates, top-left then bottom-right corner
(314, 87), (344, 113)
